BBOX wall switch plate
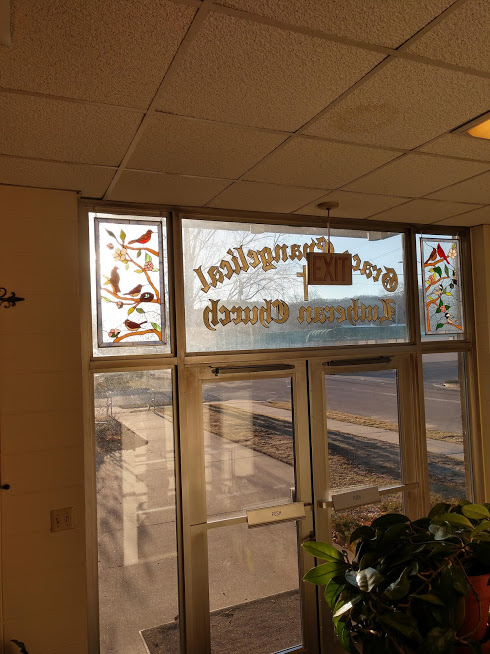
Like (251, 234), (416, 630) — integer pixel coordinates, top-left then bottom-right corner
(50, 507), (74, 532)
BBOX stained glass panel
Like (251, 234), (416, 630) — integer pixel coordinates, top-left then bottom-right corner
(95, 218), (166, 347)
(421, 238), (463, 336)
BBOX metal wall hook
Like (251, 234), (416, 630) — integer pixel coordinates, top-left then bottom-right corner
(0, 288), (25, 308)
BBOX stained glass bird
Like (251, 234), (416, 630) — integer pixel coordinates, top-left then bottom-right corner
(437, 244), (450, 265)
(110, 266), (120, 294)
(124, 284), (143, 297)
(128, 229), (153, 245)
(124, 319), (147, 331)
(424, 248), (438, 265)
(139, 292), (154, 302)
(445, 312), (460, 327)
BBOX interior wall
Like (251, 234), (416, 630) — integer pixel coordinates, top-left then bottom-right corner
(471, 225), (490, 500)
(0, 185), (87, 654)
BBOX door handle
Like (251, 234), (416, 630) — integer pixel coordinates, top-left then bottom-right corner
(1, 483), (10, 490)
(247, 502), (306, 528)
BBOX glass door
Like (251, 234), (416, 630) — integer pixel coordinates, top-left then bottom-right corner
(181, 362), (318, 654)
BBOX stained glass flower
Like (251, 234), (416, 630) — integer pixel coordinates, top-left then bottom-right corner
(108, 328), (121, 338)
(113, 247), (128, 262)
(107, 243), (114, 250)
(144, 261), (154, 271)
(116, 301), (123, 309)
(448, 245), (457, 259)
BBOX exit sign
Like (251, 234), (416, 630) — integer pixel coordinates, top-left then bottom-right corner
(307, 252), (353, 286)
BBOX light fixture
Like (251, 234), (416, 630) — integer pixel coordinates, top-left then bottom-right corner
(452, 111), (490, 140)
(467, 118), (490, 140)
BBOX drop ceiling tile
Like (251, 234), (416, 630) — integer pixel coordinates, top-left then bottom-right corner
(207, 181), (324, 212)
(110, 171), (230, 205)
(419, 133), (490, 163)
(128, 114), (288, 179)
(369, 198), (482, 222)
(0, 0), (196, 107)
(214, 0), (454, 48)
(295, 190), (407, 218)
(406, 0), (490, 74)
(426, 170), (490, 203)
(0, 93), (143, 166)
(344, 154), (489, 197)
(0, 157), (116, 198)
(243, 137), (401, 188)
(433, 205), (490, 226)
(304, 58), (490, 149)
(156, 11), (384, 131)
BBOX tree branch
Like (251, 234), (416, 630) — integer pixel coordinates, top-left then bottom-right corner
(114, 328), (162, 343)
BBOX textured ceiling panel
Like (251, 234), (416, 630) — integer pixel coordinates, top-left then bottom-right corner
(344, 154), (489, 197)
(0, 93), (143, 166)
(244, 137), (401, 188)
(0, 0), (196, 107)
(304, 58), (490, 149)
(214, 0), (455, 48)
(110, 171), (230, 205)
(0, 157), (116, 198)
(156, 11), (383, 131)
(419, 133), (490, 162)
(406, 0), (490, 74)
(207, 180), (324, 212)
(295, 190), (407, 218)
(426, 170), (490, 203)
(434, 205), (490, 225)
(127, 114), (288, 178)
(368, 198), (482, 222)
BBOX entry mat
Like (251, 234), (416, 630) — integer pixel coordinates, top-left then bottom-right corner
(140, 589), (302, 654)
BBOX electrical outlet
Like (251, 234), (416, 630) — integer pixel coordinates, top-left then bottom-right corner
(50, 507), (73, 532)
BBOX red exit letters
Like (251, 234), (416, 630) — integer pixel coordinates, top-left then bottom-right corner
(307, 252), (353, 286)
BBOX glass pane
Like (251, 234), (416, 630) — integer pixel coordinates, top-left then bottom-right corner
(417, 233), (464, 342)
(325, 369), (401, 492)
(90, 213), (171, 357)
(422, 353), (468, 503)
(183, 218), (407, 352)
(203, 378), (295, 519)
(332, 495), (403, 550)
(95, 370), (180, 654)
(208, 522), (302, 654)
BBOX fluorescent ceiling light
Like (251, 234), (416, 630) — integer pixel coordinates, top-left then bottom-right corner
(467, 118), (490, 141)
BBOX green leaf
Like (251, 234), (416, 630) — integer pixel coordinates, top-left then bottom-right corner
(378, 522), (409, 551)
(434, 513), (473, 528)
(433, 266), (442, 277)
(384, 568), (410, 600)
(135, 269), (143, 273)
(120, 229), (126, 242)
(429, 523), (452, 541)
(136, 308), (145, 314)
(429, 503), (450, 519)
(302, 541), (345, 562)
(471, 520), (490, 537)
(356, 567), (383, 592)
(413, 593), (445, 606)
(462, 503), (490, 520)
(151, 322), (161, 331)
(152, 268), (159, 272)
(371, 513), (409, 531)
(303, 562), (348, 586)
(128, 307), (135, 315)
(379, 612), (420, 640)
(421, 627), (455, 654)
(436, 323), (444, 330)
(145, 252), (151, 262)
(137, 250), (142, 257)
(101, 296), (111, 302)
(449, 566), (470, 596)
(335, 618), (351, 652)
(125, 263), (129, 270)
(333, 597), (360, 618)
(324, 579), (345, 610)
(350, 526), (375, 544)
(106, 229), (116, 238)
(444, 265), (449, 277)
(359, 551), (379, 571)
(445, 291), (452, 296)
(435, 308), (441, 313)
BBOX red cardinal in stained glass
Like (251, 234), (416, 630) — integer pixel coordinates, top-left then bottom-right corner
(124, 319), (147, 331)
(436, 244), (450, 265)
(128, 229), (153, 245)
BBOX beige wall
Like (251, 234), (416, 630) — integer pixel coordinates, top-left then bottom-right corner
(471, 225), (490, 501)
(0, 186), (87, 654)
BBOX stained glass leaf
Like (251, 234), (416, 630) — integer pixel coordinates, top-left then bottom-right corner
(137, 250), (141, 257)
(128, 306), (135, 315)
(145, 252), (151, 262)
(152, 268), (159, 272)
(120, 229), (126, 242)
(102, 296), (111, 302)
(151, 323), (161, 331)
(444, 265), (449, 277)
(436, 323), (444, 330)
(125, 264), (129, 270)
(135, 269), (143, 273)
(136, 308), (145, 314)
(433, 266), (442, 277)
(106, 229), (116, 238)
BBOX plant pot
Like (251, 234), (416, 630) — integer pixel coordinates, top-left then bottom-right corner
(457, 573), (490, 644)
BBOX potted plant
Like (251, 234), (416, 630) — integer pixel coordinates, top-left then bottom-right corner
(303, 499), (490, 654)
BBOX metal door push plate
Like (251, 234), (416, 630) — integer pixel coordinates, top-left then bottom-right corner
(247, 502), (306, 528)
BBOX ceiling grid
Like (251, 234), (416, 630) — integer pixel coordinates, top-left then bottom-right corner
(0, 0), (488, 224)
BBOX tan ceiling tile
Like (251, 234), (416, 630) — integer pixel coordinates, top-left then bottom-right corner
(426, 170), (490, 203)
(110, 171), (230, 205)
(295, 190), (407, 218)
(369, 198), (482, 222)
(156, 11), (383, 131)
(0, 157), (116, 198)
(344, 154), (489, 197)
(433, 205), (490, 226)
(304, 58), (490, 149)
(419, 133), (490, 162)
(127, 114), (288, 179)
(406, 0), (490, 74)
(214, 0), (454, 48)
(243, 137), (401, 188)
(0, 93), (143, 166)
(207, 180), (325, 212)
(0, 0), (196, 107)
